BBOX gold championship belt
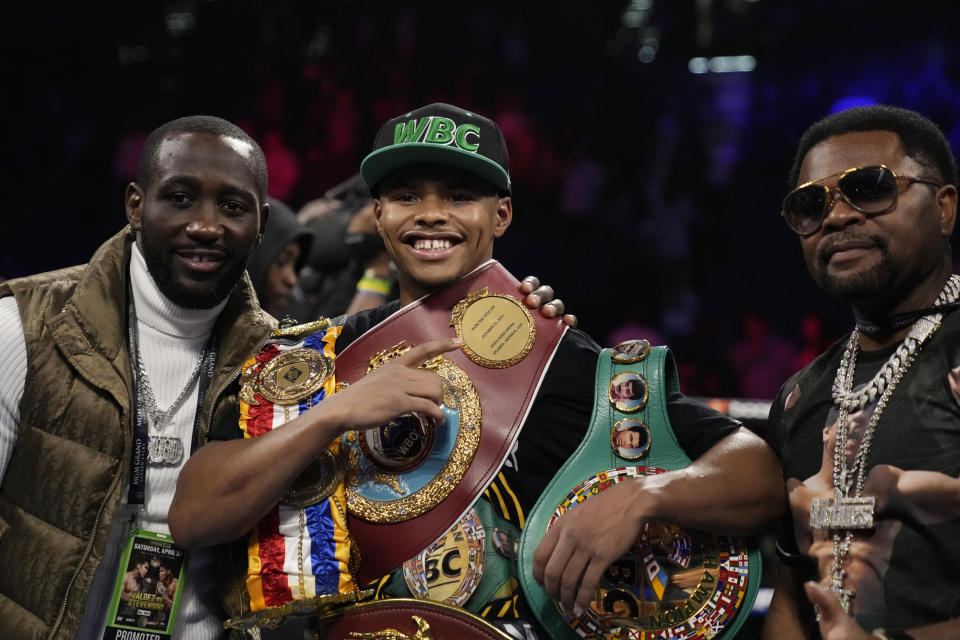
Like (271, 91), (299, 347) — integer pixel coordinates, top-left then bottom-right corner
(517, 340), (760, 640)
(225, 320), (374, 631)
(334, 260), (567, 584)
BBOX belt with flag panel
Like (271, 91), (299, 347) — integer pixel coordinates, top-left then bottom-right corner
(236, 321), (359, 612)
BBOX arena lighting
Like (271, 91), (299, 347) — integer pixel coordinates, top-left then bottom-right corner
(622, 0), (652, 28)
(688, 55), (757, 74)
(118, 45), (149, 65)
(638, 28), (660, 63)
(165, 11), (196, 36)
(694, 397), (771, 422)
(829, 95), (877, 113)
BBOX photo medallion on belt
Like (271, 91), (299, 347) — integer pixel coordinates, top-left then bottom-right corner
(610, 418), (651, 461)
(343, 342), (482, 523)
(549, 467), (751, 640)
(450, 288), (536, 369)
(608, 371), (648, 413)
(611, 339), (652, 365)
(402, 507), (486, 607)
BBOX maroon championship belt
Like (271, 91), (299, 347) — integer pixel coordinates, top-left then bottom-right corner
(316, 599), (514, 640)
(335, 260), (566, 584)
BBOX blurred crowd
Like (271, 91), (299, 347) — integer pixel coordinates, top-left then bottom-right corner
(8, 0), (960, 402)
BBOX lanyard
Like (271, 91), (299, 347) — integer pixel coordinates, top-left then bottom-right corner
(126, 297), (218, 506)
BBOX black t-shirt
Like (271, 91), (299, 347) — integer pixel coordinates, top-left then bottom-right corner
(768, 311), (960, 633)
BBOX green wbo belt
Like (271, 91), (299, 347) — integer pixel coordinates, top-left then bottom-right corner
(517, 340), (760, 640)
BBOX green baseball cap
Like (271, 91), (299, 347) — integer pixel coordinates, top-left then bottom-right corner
(361, 103), (511, 193)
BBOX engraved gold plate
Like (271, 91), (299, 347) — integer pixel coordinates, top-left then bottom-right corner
(344, 344), (482, 523)
(550, 467), (751, 640)
(450, 288), (536, 369)
(244, 348), (334, 406)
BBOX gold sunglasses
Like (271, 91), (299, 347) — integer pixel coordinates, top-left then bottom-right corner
(781, 164), (941, 235)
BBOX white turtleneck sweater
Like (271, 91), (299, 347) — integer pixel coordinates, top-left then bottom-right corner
(0, 244), (230, 639)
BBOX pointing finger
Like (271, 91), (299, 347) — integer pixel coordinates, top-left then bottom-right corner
(397, 338), (463, 367)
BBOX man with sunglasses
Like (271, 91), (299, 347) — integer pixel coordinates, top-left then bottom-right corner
(764, 105), (960, 640)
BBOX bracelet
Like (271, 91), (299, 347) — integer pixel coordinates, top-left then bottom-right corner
(356, 270), (391, 297)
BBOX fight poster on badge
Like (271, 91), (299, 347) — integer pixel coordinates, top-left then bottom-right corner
(103, 529), (187, 640)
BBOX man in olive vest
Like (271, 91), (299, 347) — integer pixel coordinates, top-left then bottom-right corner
(0, 115), (279, 640)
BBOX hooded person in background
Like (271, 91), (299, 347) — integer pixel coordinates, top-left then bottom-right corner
(294, 174), (398, 320)
(246, 197), (313, 318)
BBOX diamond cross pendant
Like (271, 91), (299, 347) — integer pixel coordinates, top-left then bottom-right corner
(829, 581), (855, 614)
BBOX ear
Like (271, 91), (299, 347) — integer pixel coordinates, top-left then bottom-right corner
(125, 182), (145, 230)
(938, 183), (958, 237)
(373, 199), (384, 238)
(259, 200), (271, 243)
(492, 196), (513, 239)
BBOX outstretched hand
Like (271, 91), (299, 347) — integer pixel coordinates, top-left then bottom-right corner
(532, 480), (645, 611)
(520, 276), (577, 327)
(323, 337), (462, 433)
(804, 581), (877, 640)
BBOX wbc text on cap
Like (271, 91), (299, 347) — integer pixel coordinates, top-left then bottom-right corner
(393, 116), (481, 152)
(360, 103), (511, 194)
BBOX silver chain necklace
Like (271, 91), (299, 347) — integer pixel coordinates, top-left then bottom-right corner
(812, 273), (960, 613)
(127, 302), (207, 466)
(832, 274), (960, 412)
